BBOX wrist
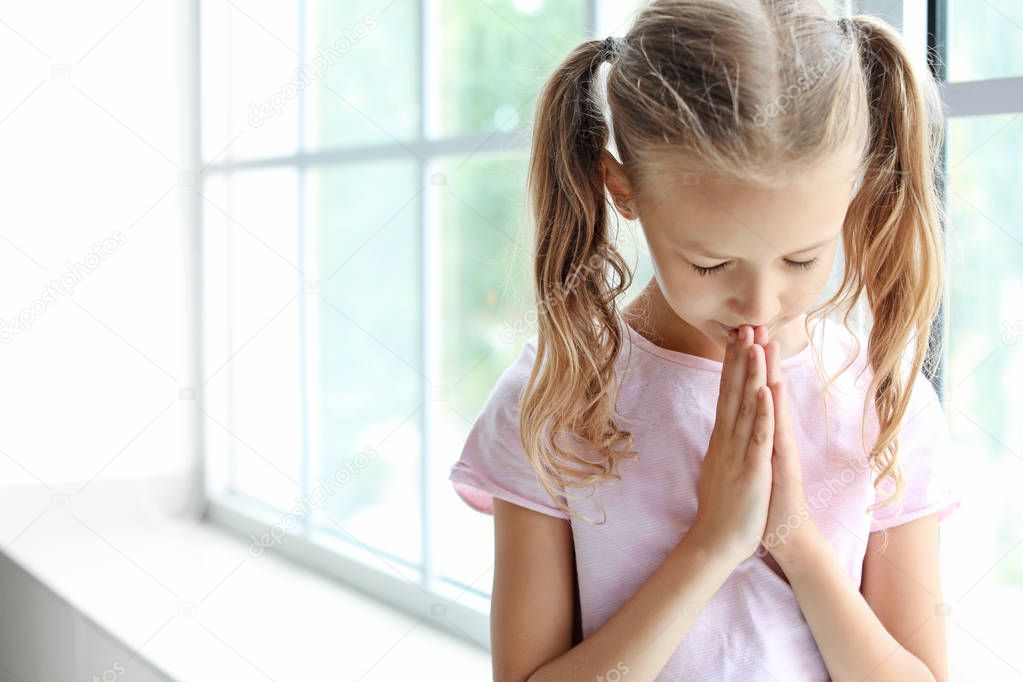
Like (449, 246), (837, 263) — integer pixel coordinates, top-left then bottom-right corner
(681, 522), (747, 570)
(769, 522), (828, 576)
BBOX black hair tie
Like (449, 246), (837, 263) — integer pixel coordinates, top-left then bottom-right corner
(601, 36), (616, 62)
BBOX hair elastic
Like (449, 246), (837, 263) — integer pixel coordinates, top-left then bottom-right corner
(601, 36), (616, 62)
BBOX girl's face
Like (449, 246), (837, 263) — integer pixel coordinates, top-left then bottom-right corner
(602, 148), (860, 355)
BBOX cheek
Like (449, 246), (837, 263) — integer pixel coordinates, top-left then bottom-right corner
(802, 251), (839, 294)
(653, 263), (715, 313)
(784, 256), (838, 307)
(650, 248), (701, 289)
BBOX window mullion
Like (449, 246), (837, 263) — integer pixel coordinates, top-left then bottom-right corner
(420, 0), (436, 590)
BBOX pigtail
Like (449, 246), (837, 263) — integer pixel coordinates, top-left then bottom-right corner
(840, 15), (948, 535)
(519, 39), (638, 523)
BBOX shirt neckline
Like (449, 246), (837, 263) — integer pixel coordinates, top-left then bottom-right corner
(616, 308), (820, 372)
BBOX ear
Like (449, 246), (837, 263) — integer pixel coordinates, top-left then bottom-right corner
(600, 150), (638, 221)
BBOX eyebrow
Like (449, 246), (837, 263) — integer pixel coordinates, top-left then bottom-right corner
(681, 235), (837, 259)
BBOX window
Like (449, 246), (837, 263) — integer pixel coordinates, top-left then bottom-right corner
(199, 0), (632, 644)
(932, 1), (1023, 676)
(946, 0), (1023, 81)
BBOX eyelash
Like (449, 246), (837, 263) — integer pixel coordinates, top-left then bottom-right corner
(691, 257), (819, 277)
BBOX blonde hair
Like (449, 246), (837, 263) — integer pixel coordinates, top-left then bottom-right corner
(520, 0), (947, 538)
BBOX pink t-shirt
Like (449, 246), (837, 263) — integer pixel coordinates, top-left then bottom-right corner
(449, 310), (963, 681)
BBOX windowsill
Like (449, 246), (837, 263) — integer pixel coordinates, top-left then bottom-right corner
(0, 477), (489, 680)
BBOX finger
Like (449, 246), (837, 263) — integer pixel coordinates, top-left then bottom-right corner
(771, 378), (786, 445)
(771, 377), (794, 450)
(732, 341), (767, 443)
(745, 384), (774, 463)
(717, 325), (751, 425)
(765, 338), (782, 388)
(770, 381), (801, 481)
(754, 324), (769, 348)
(765, 340), (790, 441)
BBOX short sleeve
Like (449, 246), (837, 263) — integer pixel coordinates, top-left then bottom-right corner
(869, 371), (964, 532)
(448, 337), (571, 520)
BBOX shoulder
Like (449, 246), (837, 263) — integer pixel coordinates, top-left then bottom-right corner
(807, 316), (938, 408)
(477, 334), (540, 434)
(449, 334), (574, 519)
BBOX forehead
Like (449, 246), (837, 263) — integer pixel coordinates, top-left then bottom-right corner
(638, 151), (860, 256)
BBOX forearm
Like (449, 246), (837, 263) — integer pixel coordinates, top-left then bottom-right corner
(528, 526), (736, 682)
(780, 528), (937, 682)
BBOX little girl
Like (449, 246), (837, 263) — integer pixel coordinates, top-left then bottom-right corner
(449, 1), (962, 680)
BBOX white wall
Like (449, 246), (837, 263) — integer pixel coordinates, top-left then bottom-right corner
(0, 553), (170, 681)
(0, 3), (194, 499)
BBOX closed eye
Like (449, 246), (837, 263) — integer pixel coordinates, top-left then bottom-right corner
(691, 257), (819, 276)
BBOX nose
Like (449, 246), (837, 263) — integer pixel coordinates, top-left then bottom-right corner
(731, 275), (780, 329)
